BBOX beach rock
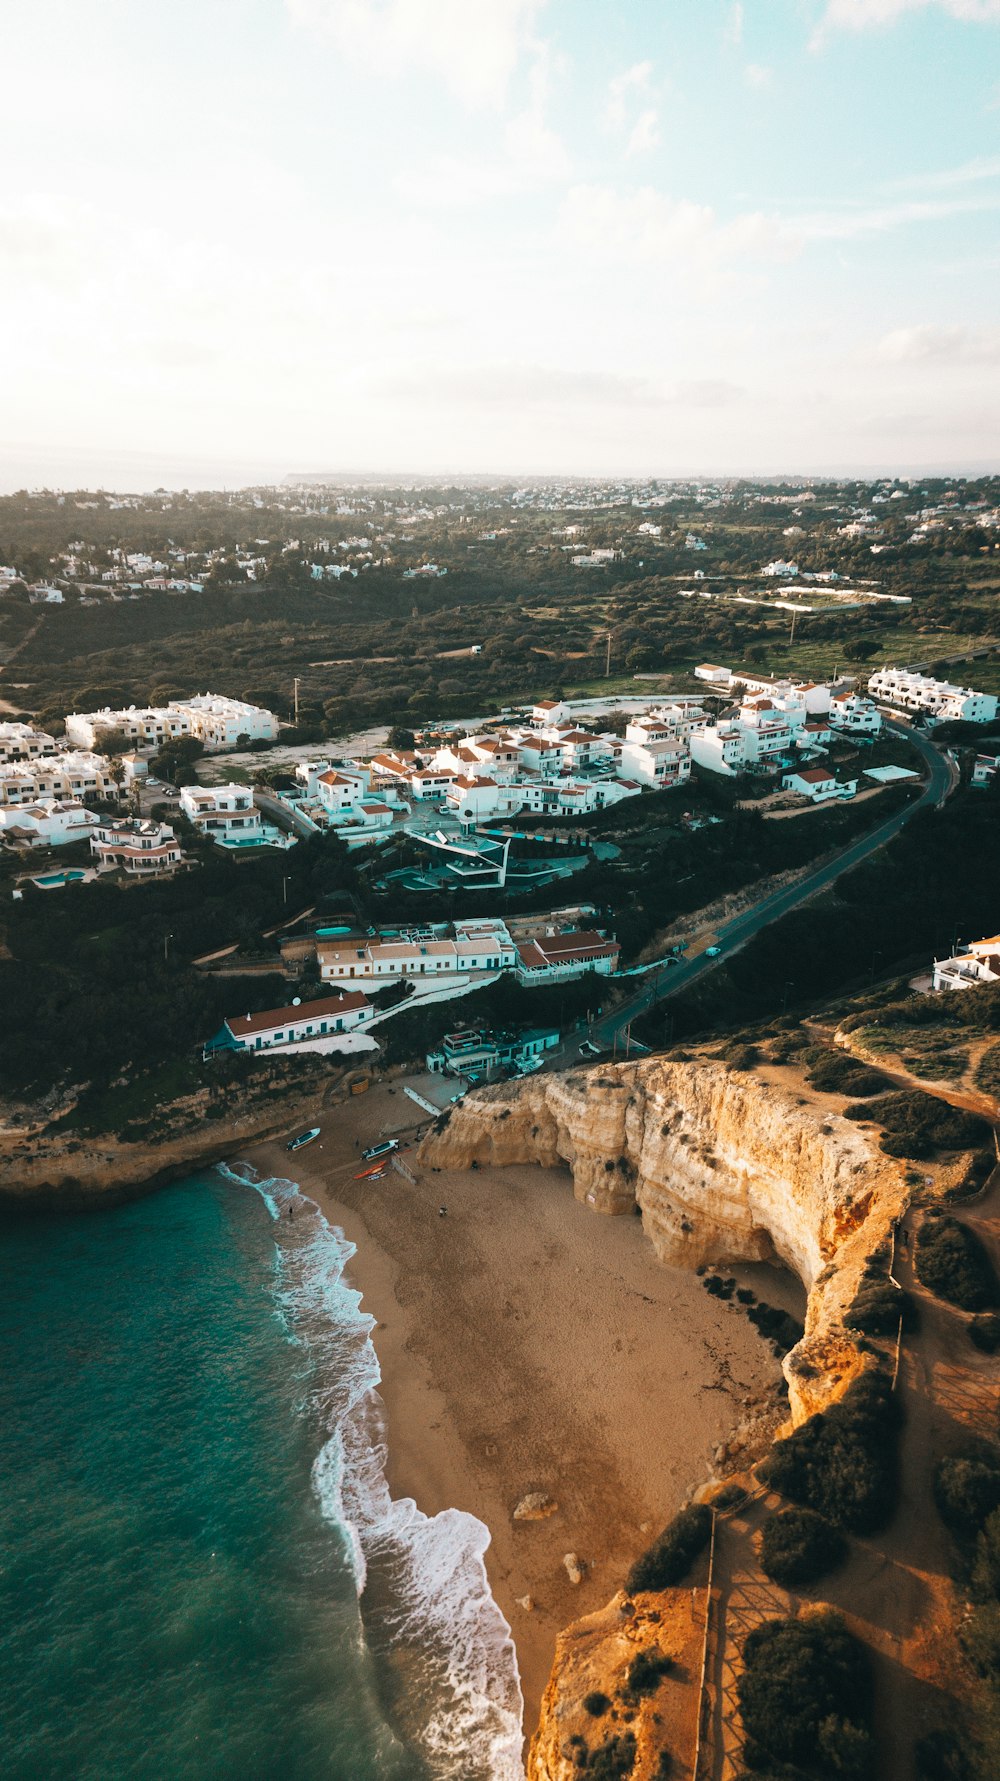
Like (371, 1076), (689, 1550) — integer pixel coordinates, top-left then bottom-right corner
(563, 1553), (585, 1585)
(514, 1492), (559, 1521)
(517, 1595), (535, 1612)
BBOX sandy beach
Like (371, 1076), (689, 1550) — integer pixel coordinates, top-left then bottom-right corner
(245, 1077), (803, 1730)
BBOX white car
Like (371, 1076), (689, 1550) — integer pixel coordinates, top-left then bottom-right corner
(578, 1040), (601, 1057)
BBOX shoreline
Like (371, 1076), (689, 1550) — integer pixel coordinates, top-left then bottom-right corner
(242, 1081), (803, 1732)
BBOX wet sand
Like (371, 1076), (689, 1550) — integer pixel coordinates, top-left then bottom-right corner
(245, 1080), (802, 1727)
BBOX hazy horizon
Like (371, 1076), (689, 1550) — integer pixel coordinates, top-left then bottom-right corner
(5, 1), (1000, 489)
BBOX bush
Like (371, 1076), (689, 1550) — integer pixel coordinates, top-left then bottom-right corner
(758, 1372), (901, 1534)
(738, 1610), (873, 1778)
(623, 1647), (673, 1697)
(759, 1507), (847, 1586)
(583, 1691), (610, 1717)
(972, 1510), (1000, 1602)
(934, 1456), (1000, 1541)
(845, 1277), (917, 1337)
(626, 1504), (713, 1594)
(844, 1090), (991, 1161)
(746, 1299), (805, 1354)
(807, 1052), (888, 1097)
(915, 1216), (1000, 1313)
(587, 1732), (637, 1779)
(970, 1312), (1000, 1353)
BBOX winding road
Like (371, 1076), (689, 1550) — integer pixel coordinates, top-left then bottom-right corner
(548, 720), (957, 1066)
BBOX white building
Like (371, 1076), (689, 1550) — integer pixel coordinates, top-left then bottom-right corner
(781, 766), (856, 802)
(868, 667), (997, 725)
(0, 799), (100, 848)
(65, 694), (279, 753)
(932, 934), (1000, 992)
(618, 716), (692, 789)
(90, 817), (183, 876)
(176, 694), (279, 749)
(694, 664), (732, 685)
(970, 753), (999, 791)
(513, 930), (620, 983)
(319, 917), (519, 985)
(828, 690), (883, 735)
(210, 990), (373, 1052)
(178, 783), (292, 848)
(0, 722), (57, 763)
(0, 750), (112, 806)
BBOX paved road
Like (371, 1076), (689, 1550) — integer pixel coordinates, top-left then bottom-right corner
(547, 721), (956, 1067)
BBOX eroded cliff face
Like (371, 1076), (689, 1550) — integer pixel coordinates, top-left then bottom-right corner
(420, 1058), (908, 1781)
(418, 1058), (906, 1425)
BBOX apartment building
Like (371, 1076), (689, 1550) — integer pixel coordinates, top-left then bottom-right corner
(65, 694), (278, 753)
(828, 691), (883, 735)
(0, 722), (57, 763)
(0, 800), (100, 848)
(0, 751), (111, 806)
(868, 668), (998, 725)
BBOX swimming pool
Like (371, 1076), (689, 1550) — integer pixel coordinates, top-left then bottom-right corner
(32, 870), (88, 889)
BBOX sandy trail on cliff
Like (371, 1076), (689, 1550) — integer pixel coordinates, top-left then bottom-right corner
(242, 1081), (803, 1731)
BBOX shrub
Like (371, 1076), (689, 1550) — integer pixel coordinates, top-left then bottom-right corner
(844, 1090), (991, 1160)
(934, 1456), (1000, 1541)
(623, 1647), (673, 1697)
(961, 1601), (1000, 1688)
(626, 1504), (713, 1594)
(746, 1300), (805, 1354)
(970, 1313), (1000, 1353)
(737, 1610), (873, 1779)
(807, 1052), (888, 1097)
(915, 1217), (1000, 1313)
(845, 1277), (917, 1337)
(759, 1507), (847, 1586)
(758, 1372), (901, 1534)
(587, 1732), (637, 1779)
(583, 1691), (610, 1718)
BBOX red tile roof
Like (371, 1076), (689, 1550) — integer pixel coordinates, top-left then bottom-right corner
(227, 992), (370, 1036)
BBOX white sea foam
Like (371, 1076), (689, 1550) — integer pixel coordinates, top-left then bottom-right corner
(217, 1161), (526, 1781)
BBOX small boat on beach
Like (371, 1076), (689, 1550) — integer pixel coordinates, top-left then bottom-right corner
(354, 1162), (388, 1180)
(286, 1127), (321, 1152)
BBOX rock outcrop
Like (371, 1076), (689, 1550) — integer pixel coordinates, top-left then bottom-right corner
(418, 1058), (907, 1427)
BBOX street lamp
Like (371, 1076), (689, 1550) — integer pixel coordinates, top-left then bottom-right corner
(164, 931), (174, 964)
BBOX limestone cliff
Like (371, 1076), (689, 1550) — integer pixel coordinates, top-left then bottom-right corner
(420, 1058), (909, 1781)
(418, 1058), (906, 1426)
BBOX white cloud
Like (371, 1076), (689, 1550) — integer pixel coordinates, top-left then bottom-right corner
(883, 153), (1000, 189)
(813, 0), (1000, 47)
(724, 2), (745, 47)
(878, 323), (1000, 362)
(604, 60), (654, 131)
(626, 108), (661, 158)
(285, 0), (546, 107)
(744, 62), (774, 86)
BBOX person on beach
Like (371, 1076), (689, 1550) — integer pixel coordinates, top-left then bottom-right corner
(438, 1206), (447, 1218)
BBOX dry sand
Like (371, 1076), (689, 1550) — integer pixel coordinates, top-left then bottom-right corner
(245, 1078), (803, 1726)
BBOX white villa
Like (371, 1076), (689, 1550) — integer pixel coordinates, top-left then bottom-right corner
(89, 817), (183, 876)
(0, 799), (100, 848)
(179, 783), (294, 849)
(65, 694), (279, 753)
(932, 934), (1000, 992)
(781, 766), (856, 803)
(868, 668), (997, 725)
(828, 690), (883, 735)
(618, 716), (693, 789)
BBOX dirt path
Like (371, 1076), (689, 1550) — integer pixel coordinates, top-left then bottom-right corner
(806, 1016), (1000, 1124)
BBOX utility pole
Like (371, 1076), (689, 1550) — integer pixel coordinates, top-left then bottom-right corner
(293, 677), (301, 724)
(789, 609), (799, 647)
(605, 631), (612, 677)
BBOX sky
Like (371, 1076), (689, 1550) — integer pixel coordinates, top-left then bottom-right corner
(2, 0), (999, 489)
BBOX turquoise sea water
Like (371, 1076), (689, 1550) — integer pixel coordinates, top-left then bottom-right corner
(0, 1168), (523, 1781)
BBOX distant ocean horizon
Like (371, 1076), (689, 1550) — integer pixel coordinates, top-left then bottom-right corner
(0, 1166), (523, 1780)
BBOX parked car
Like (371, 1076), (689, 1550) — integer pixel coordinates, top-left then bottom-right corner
(578, 1040), (601, 1057)
(705, 945), (722, 957)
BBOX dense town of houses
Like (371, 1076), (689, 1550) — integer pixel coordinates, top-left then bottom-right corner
(2, 649), (997, 881)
